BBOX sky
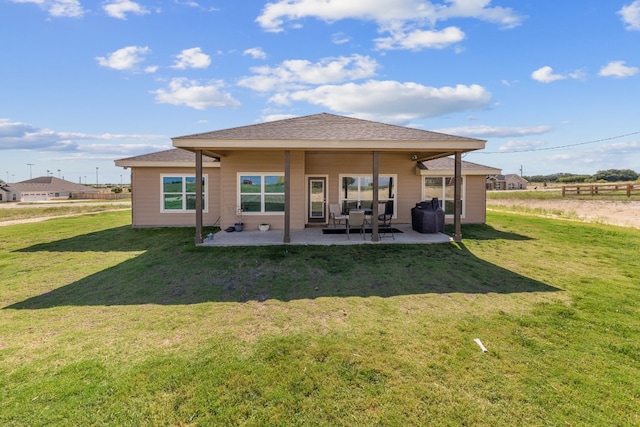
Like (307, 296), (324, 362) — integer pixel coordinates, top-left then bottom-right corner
(1, 0), (639, 184)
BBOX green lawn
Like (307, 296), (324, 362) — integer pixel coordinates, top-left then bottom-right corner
(1, 211), (638, 426)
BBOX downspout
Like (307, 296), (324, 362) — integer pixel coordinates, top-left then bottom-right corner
(453, 151), (462, 243)
(195, 150), (203, 244)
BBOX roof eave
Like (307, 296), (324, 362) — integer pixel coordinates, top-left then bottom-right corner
(172, 138), (486, 152)
(115, 160), (220, 168)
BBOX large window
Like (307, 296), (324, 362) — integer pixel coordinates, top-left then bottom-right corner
(239, 174), (285, 213)
(161, 175), (206, 212)
(340, 175), (396, 214)
(423, 176), (464, 216)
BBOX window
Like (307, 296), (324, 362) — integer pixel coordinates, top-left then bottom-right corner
(340, 175), (396, 214)
(239, 174), (285, 213)
(161, 175), (206, 212)
(423, 176), (464, 216)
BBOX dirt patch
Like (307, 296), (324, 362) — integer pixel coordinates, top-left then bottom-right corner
(488, 199), (640, 229)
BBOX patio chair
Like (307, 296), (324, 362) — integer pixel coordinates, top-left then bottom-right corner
(329, 203), (347, 228)
(378, 202), (395, 240)
(347, 210), (366, 240)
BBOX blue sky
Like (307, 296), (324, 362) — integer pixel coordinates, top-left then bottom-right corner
(1, 0), (639, 184)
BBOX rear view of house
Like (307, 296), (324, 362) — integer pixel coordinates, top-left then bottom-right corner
(116, 113), (500, 243)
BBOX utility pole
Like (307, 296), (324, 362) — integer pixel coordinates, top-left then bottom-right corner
(520, 165), (523, 177)
(57, 169), (61, 178)
(27, 163), (34, 179)
(96, 167), (99, 186)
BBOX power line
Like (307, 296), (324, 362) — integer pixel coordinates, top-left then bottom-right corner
(477, 130), (640, 154)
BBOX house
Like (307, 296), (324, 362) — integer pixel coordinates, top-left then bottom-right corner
(0, 184), (19, 202)
(116, 113), (500, 243)
(486, 174), (529, 190)
(4, 177), (99, 202)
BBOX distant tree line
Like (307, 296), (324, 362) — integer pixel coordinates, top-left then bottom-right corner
(524, 169), (639, 184)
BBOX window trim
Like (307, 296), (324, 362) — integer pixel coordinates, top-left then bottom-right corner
(160, 174), (208, 213)
(422, 176), (466, 218)
(237, 172), (286, 215)
(338, 173), (397, 216)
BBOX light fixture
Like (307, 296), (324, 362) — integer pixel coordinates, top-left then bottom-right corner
(411, 153), (418, 161)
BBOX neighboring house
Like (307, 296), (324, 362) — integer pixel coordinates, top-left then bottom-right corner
(116, 113), (499, 242)
(486, 174), (529, 190)
(8, 177), (99, 202)
(0, 184), (19, 202)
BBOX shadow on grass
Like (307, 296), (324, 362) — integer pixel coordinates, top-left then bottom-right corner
(6, 224), (555, 309)
(444, 223), (534, 241)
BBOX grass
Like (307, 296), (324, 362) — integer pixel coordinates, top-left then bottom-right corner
(0, 202), (130, 222)
(1, 210), (639, 426)
(487, 188), (640, 201)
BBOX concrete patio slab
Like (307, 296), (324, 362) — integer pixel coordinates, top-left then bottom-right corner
(198, 224), (452, 247)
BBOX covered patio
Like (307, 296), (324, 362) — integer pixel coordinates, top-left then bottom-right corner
(199, 223), (451, 247)
(173, 113), (487, 246)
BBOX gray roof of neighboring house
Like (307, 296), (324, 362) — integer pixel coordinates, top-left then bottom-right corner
(492, 174), (528, 182)
(11, 177), (99, 193)
(419, 157), (501, 174)
(174, 113), (485, 143)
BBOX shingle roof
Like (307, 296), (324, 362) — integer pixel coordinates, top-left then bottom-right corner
(174, 113), (484, 143)
(12, 177), (99, 193)
(421, 157), (496, 170)
(116, 148), (218, 163)
(419, 157), (501, 174)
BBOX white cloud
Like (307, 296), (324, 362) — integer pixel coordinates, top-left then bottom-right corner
(257, 0), (523, 32)
(374, 26), (465, 50)
(103, 0), (149, 19)
(619, 1), (640, 30)
(256, 0), (522, 51)
(152, 78), (241, 110)
(243, 47), (267, 60)
(497, 140), (547, 152)
(0, 118), (167, 153)
(530, 66), (584, 83)
(10, 0), (84, 17)
(238, 54), (379, 92)
(435, 125), (552, 138)
(599, 60), (639, 78)
(332, 32), (351, 45)
(96, 46), (151, 71)
(269, 80), (492, 123)
(171, 47), (211, 69)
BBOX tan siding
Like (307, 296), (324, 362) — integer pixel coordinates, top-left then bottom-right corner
(306, 152), (422, 224)
(130, 167), (220, 228)
(463, 175), (486, 223)
(129, 151), (489, 229)
(220, 151), (305, 231)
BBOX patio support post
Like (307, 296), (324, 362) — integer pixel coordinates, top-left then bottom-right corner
(453, 151), (462, 243)
(195, 149), (203, 244)
(371, 151), (380, 242)
(283, 150), (291, 243)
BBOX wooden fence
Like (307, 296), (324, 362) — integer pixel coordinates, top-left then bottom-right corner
(562, 183), (640, 197)
(70, 192), (131, 200)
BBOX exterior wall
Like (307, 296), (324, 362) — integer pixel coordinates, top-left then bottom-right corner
(459, 175), (486, 224)
(126, 152), (489, 229)
(130, 166), (220, 228)
(306, 152), (422, 225)
(220, 150), (305, 231)
(506, 176), (528, 190)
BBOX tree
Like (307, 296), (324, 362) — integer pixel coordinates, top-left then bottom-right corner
(592, 169), (638, 182)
